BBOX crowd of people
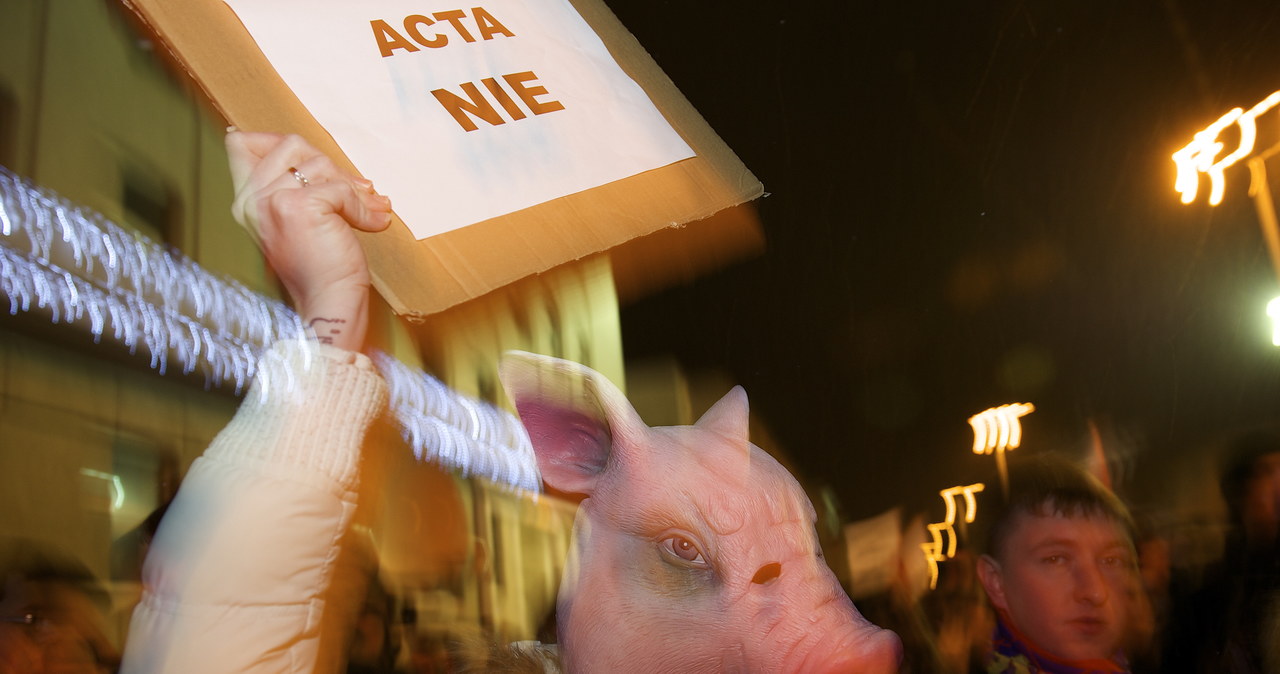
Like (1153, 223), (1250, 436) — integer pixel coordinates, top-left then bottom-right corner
(4, 131), (1279, 672)
(870, 436), (1280, 674)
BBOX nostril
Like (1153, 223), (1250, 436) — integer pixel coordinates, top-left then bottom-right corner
(752, 562), (782, 585)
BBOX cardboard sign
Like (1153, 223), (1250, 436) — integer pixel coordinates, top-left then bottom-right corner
(844, 508), (902, 599)
(223, 0), (694, 240)
(122, 0), (764, 317)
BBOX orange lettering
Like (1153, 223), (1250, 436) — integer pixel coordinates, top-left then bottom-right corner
(432, 83), (506, 132)
(482, 78), (527, 120)
(503, 71), (565, 116)
(432, 9), (476, 42)
(403, 15), (448, 48)
(473, 7), (515, 40)
(371, 20), (420, 57)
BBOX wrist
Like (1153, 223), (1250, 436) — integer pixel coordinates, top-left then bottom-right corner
(297, 287), (369, 352)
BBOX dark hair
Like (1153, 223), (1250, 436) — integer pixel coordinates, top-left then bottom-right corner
(1219, 428), (1280, 525)
(0, 538), (110, 613)
(982, 454), (1135, 561)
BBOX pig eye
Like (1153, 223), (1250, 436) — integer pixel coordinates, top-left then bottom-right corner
(660, 534), (707, 566)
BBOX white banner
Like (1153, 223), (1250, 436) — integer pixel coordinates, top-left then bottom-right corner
(844, 508), (902, 599)
(223, 0), (694, 240)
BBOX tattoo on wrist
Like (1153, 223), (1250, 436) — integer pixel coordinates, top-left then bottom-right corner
(308, 317), (347, 345)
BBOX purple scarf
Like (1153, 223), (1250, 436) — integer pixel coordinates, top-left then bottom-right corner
(986, 611), (1129, 674)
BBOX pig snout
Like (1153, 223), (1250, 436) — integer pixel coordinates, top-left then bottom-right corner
(755, 566), (903, 673)
(796, 626), (903, 673)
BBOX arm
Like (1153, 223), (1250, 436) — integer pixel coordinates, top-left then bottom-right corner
(122, 132), (393, 673)
(225, 131), (392, 351)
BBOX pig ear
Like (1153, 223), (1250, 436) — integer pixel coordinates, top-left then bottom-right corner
(499, 351), (643, 496)
(695, 385), (751, 443)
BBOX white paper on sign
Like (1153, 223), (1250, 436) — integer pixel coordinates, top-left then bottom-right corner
(221, 0), (695, 240)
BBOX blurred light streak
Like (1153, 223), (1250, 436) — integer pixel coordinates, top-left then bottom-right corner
(969, 403), (1035, 455)
(940, 483), (984, 526)
(0, 166), (540, 492)
(971, 402), (1033, 497)
(1246, 158), (1280, 288)
(79, 468), (125, 511)
(1173, 90), (1280, 206)
(1268, 296), (1280, 346)
(0, 166), (297, 391)
(921, 482), (985, 589)
(921, 525), (948, 591)
(374, 352), (541, 492)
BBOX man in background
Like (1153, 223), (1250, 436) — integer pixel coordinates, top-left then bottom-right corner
(0, 538), (119, 673)
(976, 455), (1141, 673)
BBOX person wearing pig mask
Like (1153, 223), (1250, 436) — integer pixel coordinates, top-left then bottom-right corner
(121, 131), (902, 673)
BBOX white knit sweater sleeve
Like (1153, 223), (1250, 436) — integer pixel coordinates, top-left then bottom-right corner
(121, 339), (388, 674)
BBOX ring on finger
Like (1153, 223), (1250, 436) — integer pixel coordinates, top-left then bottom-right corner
(288, 166), (310, 188)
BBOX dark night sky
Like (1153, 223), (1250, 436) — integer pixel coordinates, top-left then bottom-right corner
(611, 1), (1280, 523)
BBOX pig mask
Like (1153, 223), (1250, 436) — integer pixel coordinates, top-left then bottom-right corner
(499, 352), (901, 673)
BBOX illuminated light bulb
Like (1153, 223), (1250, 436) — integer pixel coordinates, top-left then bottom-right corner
(932, 521), (958, 559)
(920, 483), (986, 590)
(79, 468), (126, 511)
(921, 543), (941, 591)
(971, 403), (1032, 497)
(373, 352), (542, 493)
(969, 403), (1035, 455)
(926, 483), (985, 564)
(1172, 91), (1280, 206)
(1268, 296), (1280, 346)
(921, 523), (951, 590)
(940, 483), (985, 525)
(0, 166), (541, 492)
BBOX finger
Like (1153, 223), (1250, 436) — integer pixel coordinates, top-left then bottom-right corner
(287, 155), (390, 231)
(231, 135), (329, 225)
(308, 181), (394, 233)
(243, 134), (327, 194)
(292, 157), (380, 201)
(228, 131), (291, 225)
(290, 154), (348, 189)
(226, 130), (286, 193)
(247, 155), (359, 209)
(256, 180), (390, 240)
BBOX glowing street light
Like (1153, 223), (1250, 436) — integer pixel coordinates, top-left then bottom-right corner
(940, 483), (984, 528)
(921, 526), (948, 591)
(969, 403), (1034, 455)
(970, 403), (1034, 494)
(1172, 91), (1280, 299)
(1172, 90), (1280, 206)
(1268, 296), (1280, 346)
(921, 483), (985, 590)
(79, 468), (125, 511)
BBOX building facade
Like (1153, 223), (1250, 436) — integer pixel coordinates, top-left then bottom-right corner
(0, 0), (639, 659)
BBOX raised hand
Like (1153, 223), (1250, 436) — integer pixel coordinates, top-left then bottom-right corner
(226, 131), (392, 351)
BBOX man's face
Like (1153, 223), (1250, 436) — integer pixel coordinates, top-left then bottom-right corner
(979, 511), (1137, 662)
(1243, 451), (1280, 543)
(0, 577), (117, 673)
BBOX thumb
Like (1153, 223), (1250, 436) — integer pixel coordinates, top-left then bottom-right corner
(225, 130), (265, 192)
(331, 183), (394, 233)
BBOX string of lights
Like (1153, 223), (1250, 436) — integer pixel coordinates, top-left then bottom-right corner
(0, 165), (541, 492)
(374, 352), (540, 492)
(0, 243), (264, 391)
